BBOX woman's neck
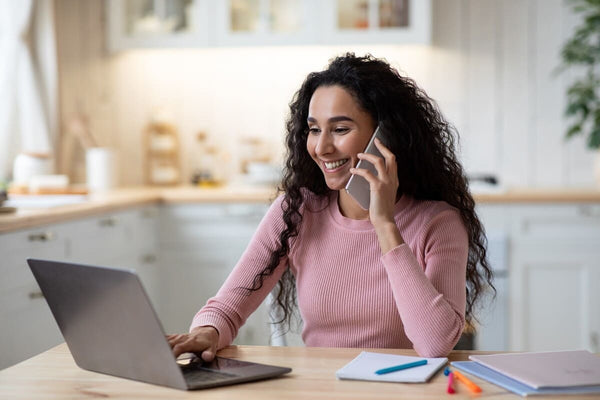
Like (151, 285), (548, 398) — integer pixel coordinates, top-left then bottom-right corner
(337, 190), (370, 220)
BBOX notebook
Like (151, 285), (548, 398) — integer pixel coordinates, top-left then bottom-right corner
(469, 350), (600, 389)
(27, 258), (291, 391)
(452, 361), (600, 397)
(336, 351), (447, 383)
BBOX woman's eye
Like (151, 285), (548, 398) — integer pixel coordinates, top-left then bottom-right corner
(308, 127), (320, 134)
(334, 127), (349, 134)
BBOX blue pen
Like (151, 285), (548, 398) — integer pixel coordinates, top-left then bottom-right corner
(374, 359), (428, 375)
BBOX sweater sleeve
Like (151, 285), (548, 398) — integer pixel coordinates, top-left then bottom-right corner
(190, 195), (289, 349)
(381, 208), (468, 357)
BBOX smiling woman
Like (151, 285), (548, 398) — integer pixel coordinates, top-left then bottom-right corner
(169, 53), (495, 361)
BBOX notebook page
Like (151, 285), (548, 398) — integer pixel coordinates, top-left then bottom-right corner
(336, 351), (447, 383)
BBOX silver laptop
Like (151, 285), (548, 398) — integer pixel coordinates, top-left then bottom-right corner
(27, 258), (291, 390)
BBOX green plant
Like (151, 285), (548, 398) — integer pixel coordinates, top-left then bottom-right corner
(560, 0), (600, 149)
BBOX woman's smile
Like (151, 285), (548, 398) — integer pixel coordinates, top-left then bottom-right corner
(323, 158), (350, 172)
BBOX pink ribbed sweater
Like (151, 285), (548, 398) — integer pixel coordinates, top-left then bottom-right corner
(191, 191), (468, 357)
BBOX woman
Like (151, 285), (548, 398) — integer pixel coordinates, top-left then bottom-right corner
(169, 53), (494, 360)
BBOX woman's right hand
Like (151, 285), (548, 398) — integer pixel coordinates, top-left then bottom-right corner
(167, 325), (219, 362)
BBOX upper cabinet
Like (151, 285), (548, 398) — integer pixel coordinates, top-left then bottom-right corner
(322, 0), (431, 45)
(106, 0), (431, 51)
(107, 0), (211, 51)
(215, 0), (319, 46)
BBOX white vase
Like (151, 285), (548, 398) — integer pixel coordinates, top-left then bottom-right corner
(86, 148), (117, 192)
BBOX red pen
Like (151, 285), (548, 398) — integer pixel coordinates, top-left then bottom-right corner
(447, 371), (455, 394)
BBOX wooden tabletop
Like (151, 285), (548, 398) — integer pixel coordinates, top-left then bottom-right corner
(0, 344), (598, 399)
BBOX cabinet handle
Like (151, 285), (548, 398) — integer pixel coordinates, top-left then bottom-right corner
(141, 208), (158, 218)
(141, 254), (156, 263)
(578, 205), (600, 218)
(28, 231), (55, 242)
(28, 291), (44, 299)
(98, 216), (119, 227)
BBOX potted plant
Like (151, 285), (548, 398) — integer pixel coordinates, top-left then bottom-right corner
(560, 0), (600, 183)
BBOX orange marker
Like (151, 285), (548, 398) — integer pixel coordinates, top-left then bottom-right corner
(453, 370), (482, 393)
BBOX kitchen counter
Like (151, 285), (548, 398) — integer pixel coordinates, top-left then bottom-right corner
(1, 185), (599, 234)
(0, 186), (279, 234)
(473, 187), (600, 203)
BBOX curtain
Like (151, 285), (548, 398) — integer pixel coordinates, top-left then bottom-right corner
(0, 0), (57, 181)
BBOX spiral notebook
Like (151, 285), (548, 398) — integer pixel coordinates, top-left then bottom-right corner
(335, 352), (447, 383)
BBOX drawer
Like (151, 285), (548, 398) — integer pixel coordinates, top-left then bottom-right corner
(508, 204), (600, 242)
(0, 226), (67, 292)
(0, 275), (62, 369)
(62, 211), (136, 265)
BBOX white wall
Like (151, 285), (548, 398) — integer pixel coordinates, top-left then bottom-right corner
(55, 0), (597, 187)
(429, 0), (595, 188)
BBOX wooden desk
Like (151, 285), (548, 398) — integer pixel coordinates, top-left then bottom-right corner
(0, 344), (597, 399)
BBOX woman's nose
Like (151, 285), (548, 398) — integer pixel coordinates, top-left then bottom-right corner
(315, 131), (334, 155)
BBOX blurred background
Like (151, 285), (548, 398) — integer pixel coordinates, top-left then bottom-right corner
(1, 0), (597, 188)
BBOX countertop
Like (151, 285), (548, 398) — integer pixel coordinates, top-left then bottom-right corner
(1, 185), (600, 234)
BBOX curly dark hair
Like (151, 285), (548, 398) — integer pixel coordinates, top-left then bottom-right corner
(247, 53), (495, 334)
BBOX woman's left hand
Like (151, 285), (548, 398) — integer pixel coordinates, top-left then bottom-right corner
(349, 138), (404, 252)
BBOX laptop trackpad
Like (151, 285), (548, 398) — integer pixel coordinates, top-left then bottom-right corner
(180, 357), (287, 390)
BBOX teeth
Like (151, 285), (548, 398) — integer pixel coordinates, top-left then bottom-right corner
(324, 159), (349, 169)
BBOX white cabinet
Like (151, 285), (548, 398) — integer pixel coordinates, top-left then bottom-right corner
(321, 0), (431, 45)
(0, 205), (160, 370)
(64, 212), (136, 266)
(507, 204), (600, 353)
(106, 0), (431, 51)
(107, 0), (211, 51)
(214, 0), (318, 46)
(131, 206), (161, 309)
(63, 206), (161, 304)
(476, 202), (600, 353)
(0, 226), (65, 370)
(474, 205), (510, 351)
(0, 201), (269, 370)
(157, 202), (272, 345)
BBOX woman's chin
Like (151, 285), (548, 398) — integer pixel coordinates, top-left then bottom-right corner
(324, 177), (351, 191)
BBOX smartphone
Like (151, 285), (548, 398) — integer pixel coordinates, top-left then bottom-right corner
(344, 126), (384, 210)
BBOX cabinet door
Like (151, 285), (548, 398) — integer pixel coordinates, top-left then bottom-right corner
(215, 0), (318, 46)
(510, 244), (599, 352)
(474, 204), (511, 351)
(508, 204), (600, 352)
(0, 226), (66, 369)
(158, 203), (272, 344)
(62, 207), (160, 304)
(64, 210), (137, 267)
(106, 0), (211, 52)
(131, 206), (161, 309)
(321, 0), (431, 45)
